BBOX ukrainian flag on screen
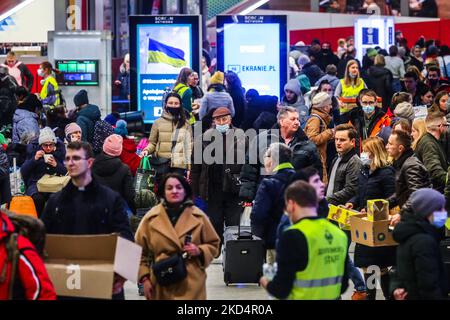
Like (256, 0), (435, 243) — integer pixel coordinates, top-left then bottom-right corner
(148, 38), (187, 68)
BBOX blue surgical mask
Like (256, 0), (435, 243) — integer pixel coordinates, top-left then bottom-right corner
(216, 124), (229, 133)
(349, 73), (358, 79)
(360, 152), (372, 166)
(362, 105), (375, 114)
(431, 210), (448, 228)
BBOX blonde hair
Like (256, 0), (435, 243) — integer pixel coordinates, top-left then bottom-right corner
(406, 65), (426, 82)
(344, 60), (362, 87)
(362, 137), (390, 171)
(411, 118), (427, 150)
(374, 54), (385, 66)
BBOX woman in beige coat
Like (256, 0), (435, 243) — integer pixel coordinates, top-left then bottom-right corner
(304, 92), (335, 184)
(135, 173), (220, 300)
(141, 92), (193, 179)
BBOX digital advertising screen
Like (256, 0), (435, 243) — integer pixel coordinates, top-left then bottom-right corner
(130, 15), (201, 123)
(354, 18), (395, 63)
(55, 60), (99, 86)
(217, 15), (288, 99)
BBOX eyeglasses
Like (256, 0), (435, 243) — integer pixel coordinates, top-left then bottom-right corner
(42, 143), (55, 148)
(64, 156), (87, 163)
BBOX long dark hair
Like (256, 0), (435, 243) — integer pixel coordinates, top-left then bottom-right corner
(164, 92), (187, 129)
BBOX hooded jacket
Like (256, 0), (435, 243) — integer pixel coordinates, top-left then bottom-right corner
(364, 65), (394, 111)
(251, 167), (296, 249)
(415, 133), (448, 194)
(301, 62), (325, 87)
(304, 107), (334, 183)
(92, 153), (136, 213)
(281, 79), (309, 128)
(120, 137), (141, 177)
(12, 109), (40, 144)
(391, 217), (447, 300)
(145, 110), (193, 170)
(76, 104), (101, 143)
(0, 210), (56, 300)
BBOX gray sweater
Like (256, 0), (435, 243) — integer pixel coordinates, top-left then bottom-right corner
(199, 91), (235, 119)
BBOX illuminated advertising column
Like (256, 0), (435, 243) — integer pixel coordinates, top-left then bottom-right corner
(130, 15), (201, 123)
(216, 15), (288, 99)
(354, 17), (395, 63)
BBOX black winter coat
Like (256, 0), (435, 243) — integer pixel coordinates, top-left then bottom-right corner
(191, 127), (247, 200)
(301, 62), (325, 87)
(350, 165), (397, 268)
(388, 149), (432, 209)
(239, 124), (321, 201)
(241, 95), (278, 131)
(391, 218), (447, 300)
(92, 153), (136, 214)
(20, 140), (67, 196)
(251, 168), (296, 249)
(326, 149), (362, 206)
(364, 65), (393, 111)
(41, 178), (133, 241)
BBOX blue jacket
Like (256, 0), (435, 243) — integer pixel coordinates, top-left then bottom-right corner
(76, 104), (101, 143)
(20, 140), (67, 196)
(251, 167), (295, 249)
(12, 109), (40, 144)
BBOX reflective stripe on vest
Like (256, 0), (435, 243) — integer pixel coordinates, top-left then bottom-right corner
(294, 275), (343, 288)
(339, 79), (365, 114)
(39, 76), (60, 106)
(287, 219), (347, 300)
(40, 76), (60, 106)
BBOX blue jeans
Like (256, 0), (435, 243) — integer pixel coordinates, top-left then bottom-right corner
(346, 256), (366, 292)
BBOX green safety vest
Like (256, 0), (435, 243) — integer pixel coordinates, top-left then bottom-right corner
(173, 83), (196, 124)
(287, 218), (347, 300)
(40, 76), (60, 106)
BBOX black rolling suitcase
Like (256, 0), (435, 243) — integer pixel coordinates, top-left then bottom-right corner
(222, 225), (264, 285)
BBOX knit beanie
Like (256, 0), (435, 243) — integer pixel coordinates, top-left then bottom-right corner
(367, 48), (378, 58)
(312, 92), (332, 109)
(394, 102), (415, 121)
(114, 119), (128, 137)
(297, 54), (311, 68)
(103, 134), (123, 157)
(284, 79), (301, 97)
(410, 188), (445, 219)
(38, 127), (57, 145)
(64, 122), (82, 138)
(104, 113), (120, 126)
(73, 89), (89, 107)
(210, 71), (224, 85)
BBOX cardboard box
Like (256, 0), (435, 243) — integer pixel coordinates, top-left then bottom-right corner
(350, 214), (398, 247)
(328, 205), (360, 228)
(367, 199), (389, 222)
(44, 234), (142, 299)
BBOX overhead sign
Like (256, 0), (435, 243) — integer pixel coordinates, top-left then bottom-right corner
(129, 15), (201, 123)
(216, 15), (287, 99)
(354, 18), (395, 63)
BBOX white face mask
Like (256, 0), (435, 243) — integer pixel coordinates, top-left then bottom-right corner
(360, 152), (372, 166)
(37, 68), (45, 77)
